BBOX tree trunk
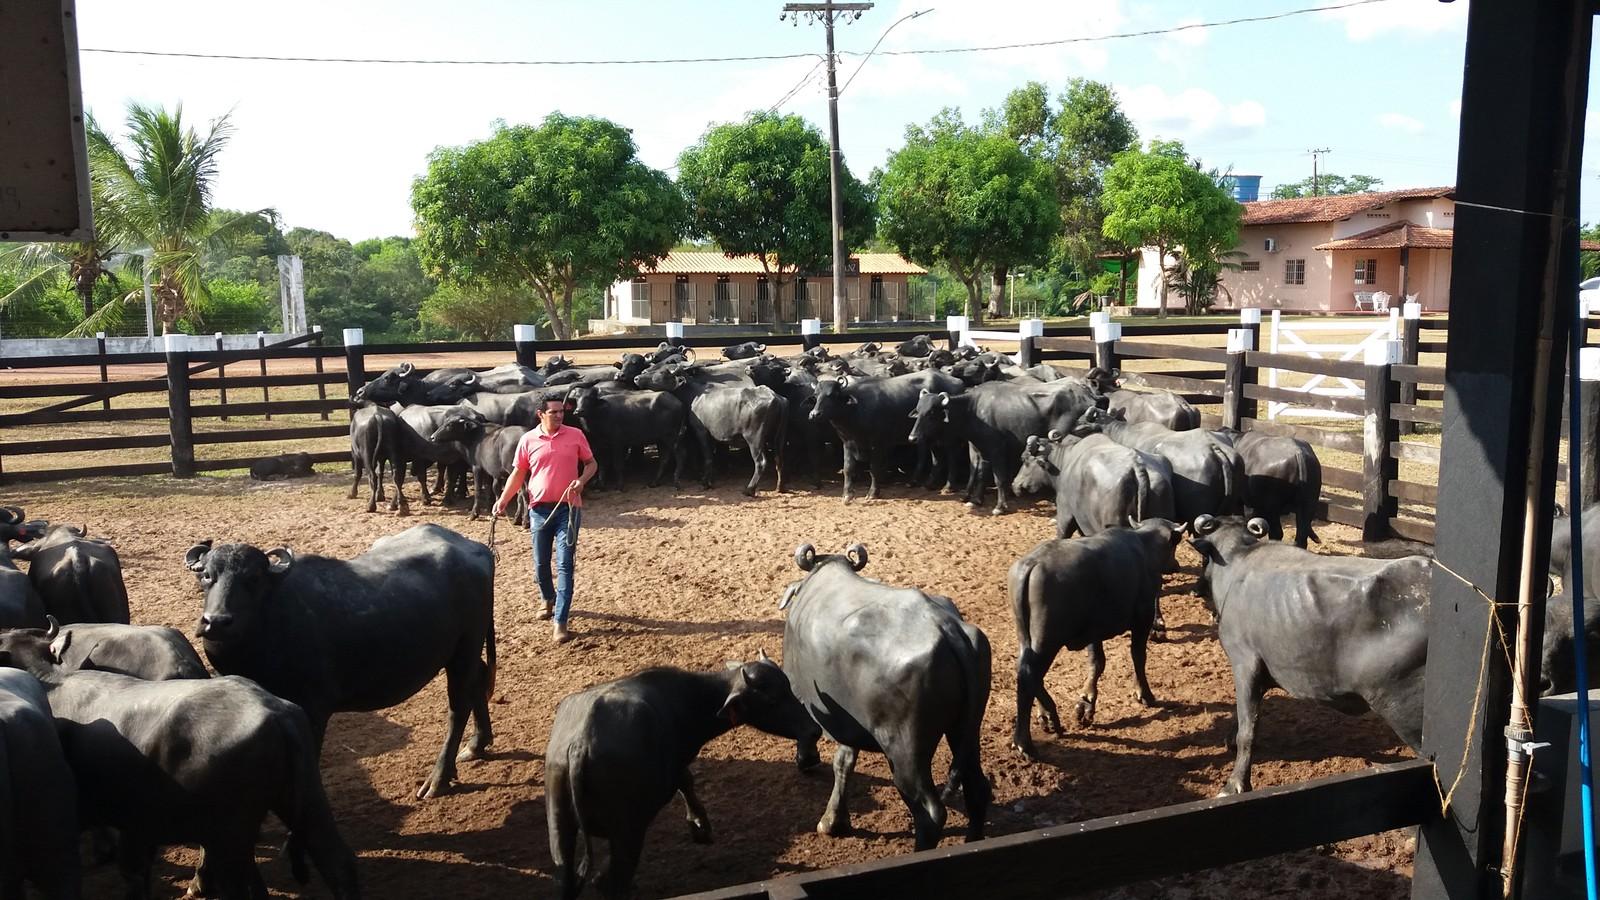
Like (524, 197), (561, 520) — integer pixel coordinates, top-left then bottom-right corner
(1154, 245), (1168, 320)
(561, 280), (576, 338)
(1118, 255), (1129, 307)
(536, 286), (568, 340)
(965, 275), (984, 325)
(988, 266), (1007, 320)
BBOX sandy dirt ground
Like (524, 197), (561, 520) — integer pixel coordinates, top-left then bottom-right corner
(3, 454), (1422, 900)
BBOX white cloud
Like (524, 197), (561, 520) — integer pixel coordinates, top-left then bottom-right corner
(878, 0), (1126, 81)
(1319, 0), (1468, 42)
(1448, 99), (1462, 118)
(1120, 84), (1267, 143)
(1378, 112), (1426, 135)
(1169, 18), (1209, 47)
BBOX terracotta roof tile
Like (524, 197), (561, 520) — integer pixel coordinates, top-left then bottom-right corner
(1314, 220), (1455, 251)
(1242, 186), (1455, 226)
(641, 250), (926, 276)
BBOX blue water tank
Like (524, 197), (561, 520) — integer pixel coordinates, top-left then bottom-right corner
(1223, 174), (1262, 203)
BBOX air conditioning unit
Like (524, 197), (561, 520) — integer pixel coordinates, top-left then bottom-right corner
(1264, 238), (1279, 253)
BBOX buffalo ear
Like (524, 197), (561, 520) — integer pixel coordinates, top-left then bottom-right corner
(1190, 537), (1221, 565)
(48, 629), (71, 665)
(184, 540), (214, 573)
(716, 669), (754, 723)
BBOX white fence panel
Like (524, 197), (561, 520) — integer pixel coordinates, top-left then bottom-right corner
(1266, 309), (1399, 420)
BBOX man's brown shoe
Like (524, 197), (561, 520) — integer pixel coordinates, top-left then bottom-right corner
(537, 602), (554, 621)
(553, 623), (572, 644)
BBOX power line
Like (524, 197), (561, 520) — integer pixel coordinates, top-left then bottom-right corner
(769, 57), (827, 112)
(79, 0), (1390, 68)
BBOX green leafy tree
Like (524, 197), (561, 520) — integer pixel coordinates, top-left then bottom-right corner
(413, 114), (685, 339)
(676, 112), (873, 323)
(1270, 173), (1384, 199)
(1101, 140), (1241, 318)
(176, 279), (276, 333)
(83, 103), (272, 334)
(351, 238), (434, 338)
(875, 111), (1058, 324)
(419, 282), (539, 341)
(287, 228), (366, 331)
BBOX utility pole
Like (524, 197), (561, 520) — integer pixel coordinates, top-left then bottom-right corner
(1307, 147), (1331, 196)
(782, 0), (873, 334)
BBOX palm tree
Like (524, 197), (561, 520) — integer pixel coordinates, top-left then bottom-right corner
(79, 103), (271, 335)
(0, 239), (125, 321)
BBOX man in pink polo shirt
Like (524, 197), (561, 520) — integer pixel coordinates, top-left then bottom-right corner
(493, 395), (595, 643)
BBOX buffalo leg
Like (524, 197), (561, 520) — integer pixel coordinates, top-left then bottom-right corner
(817, 744), (859, 836)
(364, 462), (380, 514)
(1013, 643), (1062, 755)
(888, 747), (947, 851)
(840, 441), (859, 503)
(275, 783), (359, 899)
(865, 444), (885, 500)
(1220, 658), (1265, 796)
(679, 769), (713, 843)
(744, 435), (765, 497)
(462, 652), (495, 760)
(1129, 628), (1158, 708)
(547, 771), (587, 900)
(417, 663), (475, 799)
(943, 730), (992, 842)
(388, 449), (409, 515)
(1267, 513), (1285, 541)
(989, 456), (1012, 516)
(348, 455), (363, 500)
(1074, 642), (1107, 727)
(413, 461), (435, 505)
(116, 831), (156, 900)
(598, 823), (646, 900)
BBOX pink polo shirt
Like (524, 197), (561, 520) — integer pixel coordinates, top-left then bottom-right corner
(513, 424), (594, 507)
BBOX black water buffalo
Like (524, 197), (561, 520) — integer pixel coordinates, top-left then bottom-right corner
(0, 629), (360, 899)
(1212, 428), (1323, 547)
(544, 654), (822, 899)
(1012, 433), (1177, 539)
(810, 370), (966, 502)
(677, 385), (789, 496)
(896, 334), (934, 358)
(17, 618), (209, 680)
(565, 385), (687, 492)
(432, 362), (545, 394)
(349, 404), (407, 514)
(1549, 503), (1600, 599)
(645, 343), (694, 366)
(1540, 585), (1600, 696)
(0, 508), (46, 629)
(1075, 408), (1242, 524)
(185, 524), (496, 799)
(721, 341), (767, 360)
(781, 543), (991, 849)
(464, 386), (571, 429)
(1008, 519), (1186, 757)
(249, 451), (315, 480)
(1106, 388), (1200, 431)
(0, 668), (78, 900)
(11, 524), (129, 625)
(1188, 515), (1428, 795)
(428, 410), (530, 520)
(352, 362), (476, 406)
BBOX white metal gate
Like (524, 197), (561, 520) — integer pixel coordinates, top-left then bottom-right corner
(1266, 309), (1399, 419)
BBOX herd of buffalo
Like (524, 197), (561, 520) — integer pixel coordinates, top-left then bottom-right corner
(2, 333), (1598, 899)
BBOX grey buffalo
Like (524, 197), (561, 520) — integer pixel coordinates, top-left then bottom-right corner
(348, 404), (406, 514)
(1549, 503), (1600, 599)
(249, 451), (315, 480)
(186, 524), (496, 799)
(11, 524), (129, 625)
(1188, 515), (1428, 795)
(810, 370), (966, 502)
(1075, 407), (1243, 524)
(565, 385), (687, 492)
(18, 617), (208, 681)
(1012, 433), (1177, 539)
(1106, 387), (1201, 431)
(0, 668), (78, 900)
(781, 543), (991, 849)
(721, 341), (767, 360)
(1212, 428), (1323, 547)
(0, 629), (360, 900)
(544, 654), (822, 899)
(0, 508), (47, 629)
(1008, 520), (1186, 757)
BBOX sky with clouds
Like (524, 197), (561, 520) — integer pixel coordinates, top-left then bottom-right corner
(69, 0), (1598, 241)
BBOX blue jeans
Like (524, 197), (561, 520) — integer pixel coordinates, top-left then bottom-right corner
(529, 503), (582, 625)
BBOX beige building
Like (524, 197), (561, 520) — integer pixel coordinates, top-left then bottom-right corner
(1134, 186), (1458, 313)
(605, 251), (927, 327)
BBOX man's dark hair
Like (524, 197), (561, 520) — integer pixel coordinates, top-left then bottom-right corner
(542, 396), (566, 410)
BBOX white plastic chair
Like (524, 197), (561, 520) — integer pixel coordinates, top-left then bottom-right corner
(1372, 291), (1392, 312)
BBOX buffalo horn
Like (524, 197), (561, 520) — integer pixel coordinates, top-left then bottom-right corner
(939, 392), (950, 407)
(919, 388), (930, 397)
(794, 544), (817, 572)
(1046, 429), (1063, 443)
(0, 506), (22, 525)
(1246, 518), (1270, 538)
(398, 362), (415, 376)
(1128, 515), (1140, 528)
(1193, 514), (1219, 536)
(756, 647), (771, 663)
(844, 542), (868, 572)
(44, 615), (60, 639)
(266, 546), (295, 574)
(184, 540), (214, 572)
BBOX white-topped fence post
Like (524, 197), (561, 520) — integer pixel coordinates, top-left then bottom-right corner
(1362, 338), (1403, 541)
(164, 333), (196, 477)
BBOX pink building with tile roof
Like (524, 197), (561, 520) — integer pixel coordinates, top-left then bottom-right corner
(606, 251), (927, 326)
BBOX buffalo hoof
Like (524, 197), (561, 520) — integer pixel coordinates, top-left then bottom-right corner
(796, 745), (822, 772)
(416, 774), (452, 800)
(990, 507), (1005, 517)
(456, 744), (487, 763)
(1136, 691), (1158, 708)
(817, 817), (853, 837)
(1036, 710), (1061, 734)
(1073, 698), (1095, 727)
(688, 821), (713, 844)
(742, 487), (757, 498)
(1217, 781), (1248, 797)
(1011, 739), (1037, 759)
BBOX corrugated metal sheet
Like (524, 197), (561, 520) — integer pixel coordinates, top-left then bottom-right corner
(1314, 220), (1455, 250)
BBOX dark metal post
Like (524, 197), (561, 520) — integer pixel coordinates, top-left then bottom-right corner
(1398, 302), (1423, 435)
(1093, 320), (1121, 374)
(257, 331), (271, 421)
(1017, 318), (1042, 369)
(665, 321), (686, 349)
(214, 332), (228, 421)
(1582, 349), (1600, 510)
(514, 323), (538, 369)
(1361, 340), (1400, 542)
(311, 325), (329, 421)
(1413, 1), (1590, 894)
(801, 317), (822, 351)
(1222, 328), (1252, 432)
(96, 331), (110, 411)
(947, 314), (967, 352)
(164, 334), (195, 478)
(1239, 309), (1262, 425)
(343, 328), (366, 409)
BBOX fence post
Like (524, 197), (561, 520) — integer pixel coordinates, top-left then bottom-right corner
(1581, 347), (1600, 510)
(946, 315), (968, 351)
(800, 318), (822, 350)
(1092, 320), (1121, 374)
(514, 323), (538, 369)
(1238, 309), (1261, 425)
(1017, 318), (1043, 368)
(311, 325), (329, 421)
(1361, 339), (1402, 542)
(257, 331), (271, 421)
(1223, 327), (1254, 431)
(343, 328), (366, 405)
(165, 333), (195, 478)
(1397, 302), (1423, 436)
(96, 331), (110, 412)
(214, 332), (228, 421)
(665, 321), (686, 350)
